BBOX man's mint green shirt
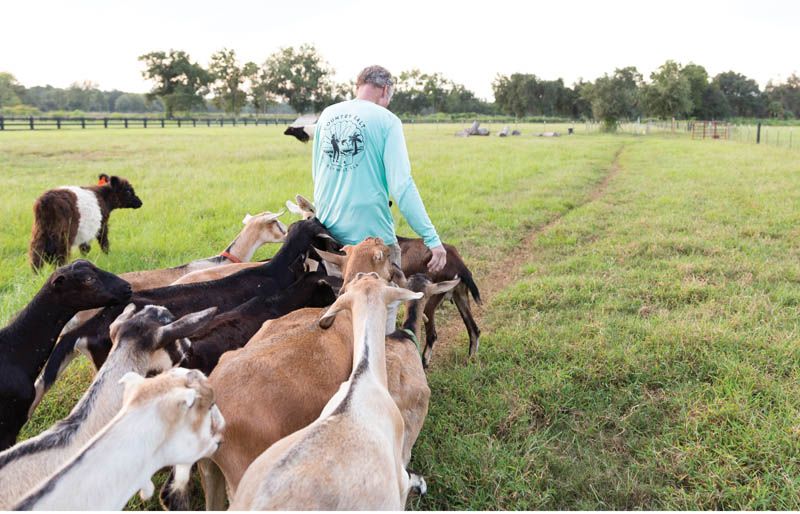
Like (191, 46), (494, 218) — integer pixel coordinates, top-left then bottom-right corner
(312, 99), (441, 248)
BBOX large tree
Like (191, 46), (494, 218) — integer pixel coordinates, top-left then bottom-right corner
(643, 60), (692, 119)
(139, 50), (210, 117)
(712, 71), (764, 118)
(582, 67), (643, 130)
(261, 44), (340, 114)
(493, 73), (574, 117)
(208, 48), (254, 115)
(0, 72), (25, 108)
(766, 74), (800, 119)
(680, 63), (709, 117)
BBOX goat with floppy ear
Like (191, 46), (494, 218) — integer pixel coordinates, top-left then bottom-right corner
(0, 304), (217, 509)
(13, 368), (224, 511)
(231, 274), (425, 510)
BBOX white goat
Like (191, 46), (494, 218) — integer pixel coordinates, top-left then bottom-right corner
(0, 304), (216, 508)
(230, 273), (426, 510)
(13, 368), (224, 511)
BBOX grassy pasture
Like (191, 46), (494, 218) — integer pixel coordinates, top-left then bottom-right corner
(1, 125), (800, 509)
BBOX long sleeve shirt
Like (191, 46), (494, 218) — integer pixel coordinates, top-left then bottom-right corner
(312, 99), (441, 248)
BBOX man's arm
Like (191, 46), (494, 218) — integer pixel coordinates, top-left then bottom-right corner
(384, 119), (441, 248)
(383, 118), (446, 272)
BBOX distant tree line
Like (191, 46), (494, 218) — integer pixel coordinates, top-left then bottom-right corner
(2, 48), (799, 130)
(485, 60), (800, 129)
(493, 61), (800, 130)
(0, 74), (165, 114)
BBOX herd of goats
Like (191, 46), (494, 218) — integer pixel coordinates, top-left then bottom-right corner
(0, 175), (483, 510)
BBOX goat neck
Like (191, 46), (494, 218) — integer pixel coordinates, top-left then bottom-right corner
(350, 291), (390, 389)
(222, 215), (280, 263)
(1, 289), (77, 381)
(398, 295), (425, 347)
(14, 407), (162, 510)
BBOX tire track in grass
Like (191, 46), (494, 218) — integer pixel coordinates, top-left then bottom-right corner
(428, 144), (625, 367)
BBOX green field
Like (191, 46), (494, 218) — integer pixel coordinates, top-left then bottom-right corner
(1, 125), (800, 509)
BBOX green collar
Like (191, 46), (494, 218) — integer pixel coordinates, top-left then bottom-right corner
(400, 328), (421, 354)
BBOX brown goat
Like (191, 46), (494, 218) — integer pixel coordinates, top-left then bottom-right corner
(185, 251), (454, 510)
(29, 174), (142, 270)
(398, 236), (482, 366)
(286, 194), (481, 365)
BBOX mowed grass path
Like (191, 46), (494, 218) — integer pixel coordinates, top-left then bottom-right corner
(414, 138), (800, 509)
(1, 125), (798, 509)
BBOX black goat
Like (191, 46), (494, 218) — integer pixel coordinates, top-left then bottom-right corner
(39, 218), (340, 396)
(181, 271), (338, 376)
(0, 260), (131, 450)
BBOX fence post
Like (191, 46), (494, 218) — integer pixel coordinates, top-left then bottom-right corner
(57, 118), (62, 130)
(0, 116), (4, 131)
(177, 119), (182, 128)
(756, 122), (761, 144)
(103, 117), (108, 129)
(207, 119), (211, 127)
(81, 118), (86, 129)
(220, 119), (223, 127)
(124, 118), (128, 129)
(29, 116), (34, 130)
(233, 118), (237, 126)
(192, 118), (196, 127)
(161, 119), (165, 128)
(143, 118), (148, 128)
(243, 118), (247, 126)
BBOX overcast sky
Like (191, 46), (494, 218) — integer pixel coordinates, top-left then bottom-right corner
(3, 0), (798, 100)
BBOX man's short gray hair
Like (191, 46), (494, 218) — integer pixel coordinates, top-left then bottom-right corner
(356, 65), (394, 88)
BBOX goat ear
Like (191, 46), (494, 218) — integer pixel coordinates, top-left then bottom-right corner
(316, 249), (347, 268)
(172, 387), (198, 409)
(119, 371), (146, 403)
(390, 266), (407, 288)
(242, 213), (253, 225)
(110, 303), (138, 335)
(109, 176), (121, 188)
(319, 291), (353, 329)
(263, 210), (285, 222)
(384, 287), (424, 305)
(295, 194), (316, 213)
(156, 307), (218, 346)
(429, 278), (461, 296)
(51, 274), (66, 288)
(285, 200), (304, 216)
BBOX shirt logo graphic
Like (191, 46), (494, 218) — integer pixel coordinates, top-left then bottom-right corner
(322, 114), (366, 172)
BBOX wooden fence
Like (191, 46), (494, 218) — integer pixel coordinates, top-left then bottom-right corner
(0, 116), (296, 131)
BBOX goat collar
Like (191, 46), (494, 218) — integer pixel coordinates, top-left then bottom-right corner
(220, 251), (242, 263)
(399, 328), (421, 354)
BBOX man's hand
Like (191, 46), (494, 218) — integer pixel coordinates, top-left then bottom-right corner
(428, 245), (447, 273)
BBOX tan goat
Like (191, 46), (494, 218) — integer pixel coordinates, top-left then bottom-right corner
(186, 242), (452, 509)
(231, 273), (425, 510)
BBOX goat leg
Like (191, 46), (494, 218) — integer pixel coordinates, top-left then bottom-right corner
(198, 458), (228, 511)
(452, 284), (481, 358)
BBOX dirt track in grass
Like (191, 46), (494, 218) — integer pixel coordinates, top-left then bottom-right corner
(428, 145), (625, 367)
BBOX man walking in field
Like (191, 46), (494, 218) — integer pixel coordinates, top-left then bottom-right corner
(312, 65), (446, 331)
